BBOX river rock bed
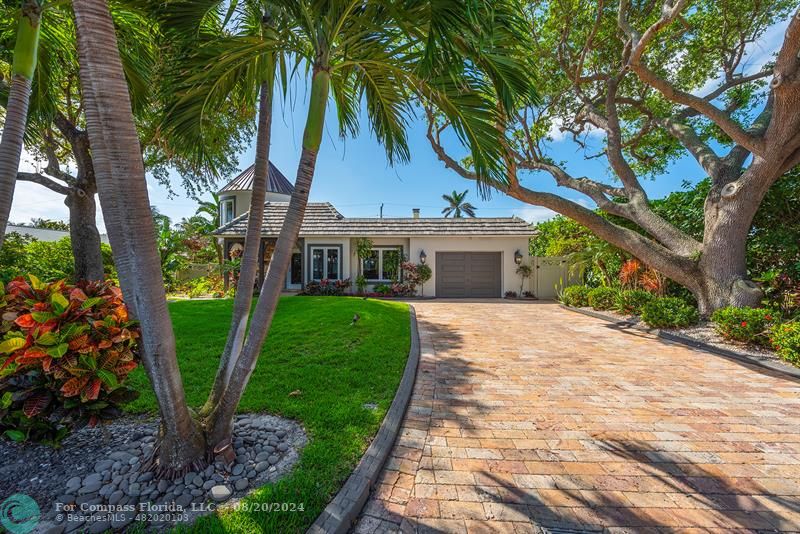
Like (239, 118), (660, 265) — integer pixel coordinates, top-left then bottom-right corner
(0, 413), (306, 533)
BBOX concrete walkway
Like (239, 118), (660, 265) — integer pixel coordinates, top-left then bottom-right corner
(355, 300), (800, 533)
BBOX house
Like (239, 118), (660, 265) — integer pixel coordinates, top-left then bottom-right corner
(214, 164), (569, 298)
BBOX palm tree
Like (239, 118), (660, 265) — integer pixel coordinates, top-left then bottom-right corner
(201, 0), (534, 448)
(75, 0), (534, 473)
(1, 1), (236, 281)
(442, 189), (477, 218)
(0, 0), (44, 249)
(73, 0), (207, 475)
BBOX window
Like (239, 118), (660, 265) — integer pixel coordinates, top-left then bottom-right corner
(362, 250), (379, 280)
(220, 198), (235, 225)
(361, 247), (402, 281)
(309, 246), (341, 281)
(290, 253), (302, 285)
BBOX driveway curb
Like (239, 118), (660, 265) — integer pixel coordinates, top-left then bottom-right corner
(561, 304), (800, 380)
(307, 305), (421, 534)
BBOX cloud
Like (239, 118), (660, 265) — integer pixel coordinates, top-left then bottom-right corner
(513, 206), (557, 224)
(547, 117), (604, 143)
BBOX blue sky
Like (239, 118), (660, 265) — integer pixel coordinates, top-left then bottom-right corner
(10, 17), (788, 232)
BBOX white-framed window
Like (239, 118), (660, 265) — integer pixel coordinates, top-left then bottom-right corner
(361, 247), (402, 281)
(310, 246), (341, 281)
(220, 197), (235, 225)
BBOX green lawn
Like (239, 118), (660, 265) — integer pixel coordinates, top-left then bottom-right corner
(125, 296), (410, 533)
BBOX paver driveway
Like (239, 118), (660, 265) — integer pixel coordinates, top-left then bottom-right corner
(355, 300), (800, 533)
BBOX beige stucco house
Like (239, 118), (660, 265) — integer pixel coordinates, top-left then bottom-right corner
(214, 164), (569, 298)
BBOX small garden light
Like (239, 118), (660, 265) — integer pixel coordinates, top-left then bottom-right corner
(514, 250), (523, 265)
(419, 250), (427, 264)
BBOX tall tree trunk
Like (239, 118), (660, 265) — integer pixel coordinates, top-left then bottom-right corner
(0, 0), (42, 249)
(205, 66), (330, 449)
(66, 180), (104, 281)
(67, 135), (104, 281)
(692, 160), (778, 314)
(203, 80), (273, 416)
(73, 0), (205, 476)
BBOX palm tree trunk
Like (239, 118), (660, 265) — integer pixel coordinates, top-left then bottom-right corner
(0, 0), (42, 249)
(203, 80), (273, 416)
(205, 66), (330, 449)
(73, 0), (205, 475)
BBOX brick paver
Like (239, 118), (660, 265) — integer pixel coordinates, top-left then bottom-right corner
(354, 301), (800, 533)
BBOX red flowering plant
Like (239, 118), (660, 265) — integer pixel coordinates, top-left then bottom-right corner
(710, 306), (779, 345)
(0, 275), (141, 444)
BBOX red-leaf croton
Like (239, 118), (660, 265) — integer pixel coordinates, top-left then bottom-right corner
(0, 275), (141, 444)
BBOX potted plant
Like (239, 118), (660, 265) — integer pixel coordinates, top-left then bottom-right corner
(417, 264), (432, 297)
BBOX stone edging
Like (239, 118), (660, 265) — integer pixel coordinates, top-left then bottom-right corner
(307, 305), (421, 534)
(561, 304), (800, 381)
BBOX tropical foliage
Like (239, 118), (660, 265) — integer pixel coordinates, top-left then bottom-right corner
(771, 322), (800, 364)
(641, 297), (699, 329)
(616, 289), (654, 316)
(0, 233), (115, 283)
(560, 285), (591, 307)
(0, 276), (140, 443)
(587, 286), (618, 311)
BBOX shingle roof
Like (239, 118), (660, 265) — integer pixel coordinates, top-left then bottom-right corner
(218, 163), (294, 195)
(214, 202), (534, 237)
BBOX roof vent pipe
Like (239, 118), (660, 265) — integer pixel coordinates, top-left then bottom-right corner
(412, 208), (420, 219)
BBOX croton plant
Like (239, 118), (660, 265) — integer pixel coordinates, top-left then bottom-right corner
(0, 275), (141, 444)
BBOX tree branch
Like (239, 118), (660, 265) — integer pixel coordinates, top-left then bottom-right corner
(763, 9), (800, 164)
(619, 0), (766, 157)
(657, 116), (723, 177)
(17, 172), (71, 196)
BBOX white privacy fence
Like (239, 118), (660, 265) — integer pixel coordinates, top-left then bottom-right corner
(530, 257), (578, 299)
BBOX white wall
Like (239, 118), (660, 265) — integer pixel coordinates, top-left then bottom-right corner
(220, 191), (292, 219)
(5, 225), (110, 244)
(408, 236), (532, 297)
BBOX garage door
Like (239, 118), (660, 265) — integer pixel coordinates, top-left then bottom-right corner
(436, 252), (502, 298)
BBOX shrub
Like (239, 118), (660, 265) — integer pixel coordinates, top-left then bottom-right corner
(400, 262), (432, 296)
(373, 283), (392, 296)
(711, 306), (777, 344)
(504, 291), (518, 298)
(641, 297), (699, 329)
(771, 322), (800, 364)
(0, 235), (116, 283)
(587, 287), (619, 310)
(560, 285), (591, 307)
(301, 278), (351, 296)
(0, 276), (140, 444)
(616, 289), (654, 315)
(181, 276), (225, 299)
(391, 282), (416, 297)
